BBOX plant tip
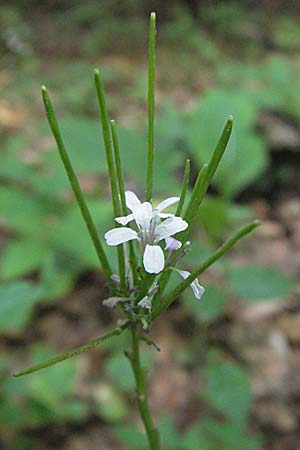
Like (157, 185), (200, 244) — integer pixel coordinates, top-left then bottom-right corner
(93, 68), (100, 76)
(41, 85), (47, 92)
(150, 11), (156, 19)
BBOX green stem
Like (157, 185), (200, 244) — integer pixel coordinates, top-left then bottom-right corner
(94, 70), (126, 290)
(176, 158), (190, 216)
(129, 325), (160, 450)
(152, 220), (260, 321)
(146, 12), (156, 202)
(41, 86), (112, 278)
(110, 119), (138, 285)
(13, 322), (130, 377)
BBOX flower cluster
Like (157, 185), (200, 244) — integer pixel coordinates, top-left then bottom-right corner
(104, 190), (204, 302)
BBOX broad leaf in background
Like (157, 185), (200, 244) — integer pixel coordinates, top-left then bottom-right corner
(1, 239), (47, 280)
(228, 265), (294, 301)
(185, 283), (226, 323)
(199, 417), (262, 450)
(187, 90), (268, 198)
(95, 383), (128, 422)
(3, 346), (85, 427)
(51, 198), (113, 270)
(204, 360), (252, 426)
(0, 186), (47, 237)
(0, 281), (42, 332)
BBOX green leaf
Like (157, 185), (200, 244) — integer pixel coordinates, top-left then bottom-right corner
(199, 197), (230, 240)
(204, 361), (252, 426)
(41, 116), (107, 173)
(228, 265), (294, 301)
(0, 282), (42, 332)
(185, 284), (226, 323)
(50, 199), (113, 270)
(105, 353), (135, 391)
(158, 416), (180, 449)
(187, 90), (268, 197)
(26, 346), (77, 406)
(95, 384), (128, 422)
(0, 187), (47, 237)
(1, 239), (46, 280)
(105, 350), (154, 392)
(200, 417), (262, 450)
(40, 253), (74, 301)
(114, 425), (148, 449)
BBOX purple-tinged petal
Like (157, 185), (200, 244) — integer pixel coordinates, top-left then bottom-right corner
(154, 217), (188, 242)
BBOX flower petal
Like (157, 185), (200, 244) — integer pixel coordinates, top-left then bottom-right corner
(103, 297), (130, 308)
(115, 213), (134, 225)
(172, 268), (205, 300)
(133, 202), (153, 230)
(138, 296), (152, 309)
(104, 227), (138, 245)
(154, 217), (188, 242)
(165, 237), (182, 251)
(155, 197), (179, 212)
(125, 191), (141, 211)
(143, 244), (165, 274)
(190, 279), (205, 300)
(158, 213), (174, 219)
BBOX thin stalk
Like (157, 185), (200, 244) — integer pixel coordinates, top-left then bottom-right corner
(94, 70), (126, 290)
(13, 321), (130, 377)
(110, 120), (138, 285)
(41, 86), (112, 278)
(129, 324), (160, 450)
(156, 117), (234, 298)
(146, 12), (156, 202)
(152, 220), (260, 321)
(181, 116), (233, 240)
(176, 158), (190, 216)
(153, 163), (208, 303)
(183, 163), (208, 229)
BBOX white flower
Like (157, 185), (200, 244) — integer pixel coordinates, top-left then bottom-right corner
(138, 296), (152, 309)
(104, 191), (188, 274)
(172, 268), (205, 300)
(102, 297), (130, 308)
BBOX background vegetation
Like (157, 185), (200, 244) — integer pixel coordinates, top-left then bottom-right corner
(1, 1), (300, 449)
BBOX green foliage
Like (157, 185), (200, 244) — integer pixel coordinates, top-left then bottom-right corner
(187, 90), (268, 198)
(0, 281), (42, 332)
(204, 360), (252, 426)
(1, 239), (46, 279)
(228, 265), (294, 301)
(185, 283), (226, 323)
(1, 346), (84, 428)
(95, 383), (128, 422)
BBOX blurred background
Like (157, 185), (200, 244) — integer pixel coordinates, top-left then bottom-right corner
(0, 1), (300, 449)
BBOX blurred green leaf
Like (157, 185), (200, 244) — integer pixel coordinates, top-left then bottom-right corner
(199, 197), (230, 240)
(0, 187), (47, 237)
(1, 239), (46, 280)
(40, 253), (74, 301)
(51, 199), (112, 270)
(187, 90), (268, 197)
(228, 265), (294, 301)
(200, 417), (262, 450)
(95, 384), (128, 422)
(115, 425), (148, 449)
(186, 284), (226, 323)
(204, 361), (252, 426)
(0, 281), (42, 332)
(105, 350), (153, 392)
